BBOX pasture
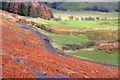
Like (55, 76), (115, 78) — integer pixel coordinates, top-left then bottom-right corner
(38, 28), (119, 65)
(52, 10), (118, 20)
(26, 11), (119, 66)
(27, 18), (118, 30)
(65, 50), (119, 65)
(43, 33), (90, 50)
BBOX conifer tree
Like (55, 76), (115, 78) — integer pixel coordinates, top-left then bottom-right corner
(19, 3), (28, 16)
(36, 6), (41, 17)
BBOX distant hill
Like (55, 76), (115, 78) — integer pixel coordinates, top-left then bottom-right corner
(46, 2), (119, 12)
(1, 2), (53, 19)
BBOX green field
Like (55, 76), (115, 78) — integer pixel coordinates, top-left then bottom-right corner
(46, 19), (118, 29)
(42, 29), (118, 49)
(52, 10), (118, 19)
(65, 50), (119, 65)
(83, 30), (118, 41)
(27, 11), (118, 30)
(39, 29), (119, 65)
(27, 18), (118, 30)
(27, 11), (119, 66)
(43, 33), (90, 50)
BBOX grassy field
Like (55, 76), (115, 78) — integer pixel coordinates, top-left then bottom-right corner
(39, 29), (119, 65)
(52, 10), (118, 19)
(27, 11), (119, 66)
(27, 11), (118, 30)
(27, 18), (118, 30)
(42, 29), (118, 49)
(83, 30), (118, 41)
(46, 19), (118, 29)
(43, 33), (90, 50)
(65, 50), (119, 65)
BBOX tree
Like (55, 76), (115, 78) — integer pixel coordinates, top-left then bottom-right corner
(0, 1), (2, 10)
(19, 3), (28, 16)
(28, 4), (32, 16)
(2, 2), (8, 10)
(68, 16), (74, 20)
(36, 6), (41, 17)
(50, 11), (54, 18)
(44, 5), (47, 11)
(49, 9), (54, 18)
(7, 2), (11, 12)
(28, 4), (37, 18)
(8, 2), (16, 13)
(12, 2), (19, 14)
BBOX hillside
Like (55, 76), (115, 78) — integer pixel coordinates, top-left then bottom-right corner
(1, 10), (118, 78)
(47, 2), (119, 12)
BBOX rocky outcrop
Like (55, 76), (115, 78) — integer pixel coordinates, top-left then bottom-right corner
(1, 2), (53, 19)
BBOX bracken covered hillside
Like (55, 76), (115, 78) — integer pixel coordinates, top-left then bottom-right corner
(1, 2), (53, 19)
(1, 10), (119, 78)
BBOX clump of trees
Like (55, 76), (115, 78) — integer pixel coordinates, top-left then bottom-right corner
(36, 6), (41, 17)
(68, 16), (74, 20)
(1, 2), (53, 19)
(80, 16), (108, 21)
(66, 16), (108, 21)
(19, 3), (28, 16)
(18, 3), (42, 17)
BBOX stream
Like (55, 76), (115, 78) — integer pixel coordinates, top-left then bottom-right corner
(22, 25), (66, 57)
(21, 24), (120, 69)
(2, 52), (69, 79)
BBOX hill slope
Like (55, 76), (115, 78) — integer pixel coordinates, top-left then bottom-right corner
(1, 10), (118, 78)
(47, 2), (118, 12)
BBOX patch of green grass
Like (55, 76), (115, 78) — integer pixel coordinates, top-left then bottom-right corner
(52, 10), (118, 19)
(83, 30), (118, 41)
(44, 33), (90, 50)
(46, 19), (117, 29)
(28, 18), (118, 30)
(65, 50), (119, 65)
(41, 28), (118, 49)
(40, 29), (119, 65)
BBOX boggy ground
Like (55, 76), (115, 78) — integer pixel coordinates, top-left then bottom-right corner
(1, 10), (119, 78)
